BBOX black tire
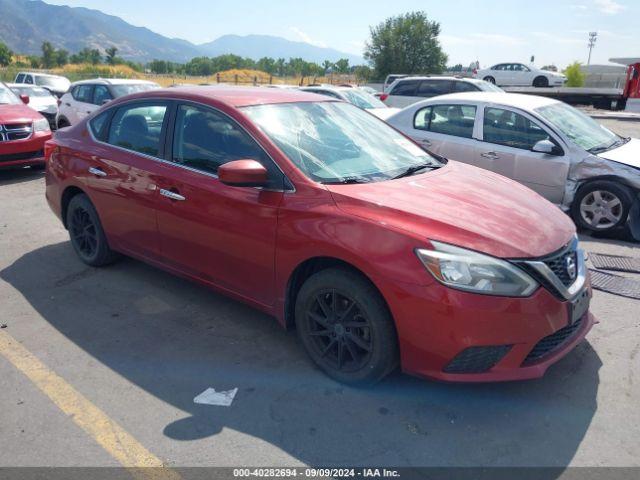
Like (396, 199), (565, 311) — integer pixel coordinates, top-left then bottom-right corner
(30, 163), (46, 171)
(571, 180), (634, 233)
(57, 118), (70, 129)
(66, 194), (119, 266)
(533, 76), (549, 88)
(483, 76), (496, 84)
(295, 267), (399, 385)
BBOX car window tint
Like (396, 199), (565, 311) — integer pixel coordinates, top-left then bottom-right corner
(93, 85), (112, 105)
(453, 81), (480, 93)
(483, 107), (551, 150)
(428, 104), (476, 138)
(73, 85), (94, 103)
(172, 104), (271, 176)
(107, 104), (167, 157)
(417, 80), (452, 97)
(313, 90), (342, 100)
(390, 80), (419, 96)
(89, 111), (110, 141)
(413, 106), (433, 130)
(16, 74), (25, 83)
(25, 75), (34, 84)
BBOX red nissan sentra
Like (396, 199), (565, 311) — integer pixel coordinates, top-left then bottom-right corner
(1, 81), (52, 170)
(45, 87), (594, 384)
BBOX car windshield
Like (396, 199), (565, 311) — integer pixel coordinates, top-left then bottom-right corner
(243, 101), (442, 184)
(111, 83), (160, 97)
(536, 102), (620, 151)
(35, 76), (70, 91)
(0, 83), (21, 105)
(477, 81), (504, 92)
(11, 86), (53, 98)
(341, 89), (386, 109)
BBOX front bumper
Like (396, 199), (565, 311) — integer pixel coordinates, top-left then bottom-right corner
(380, 274), (594, 382)
(0, 131), (51, 168)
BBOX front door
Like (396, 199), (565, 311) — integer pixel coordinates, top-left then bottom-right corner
(478, 106), (570, 203)
(155, 103), (285, 306)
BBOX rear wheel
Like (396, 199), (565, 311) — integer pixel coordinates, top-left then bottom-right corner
(571, 181), (634, 233)
(533, 76), (549, 87)
(57, 118), (70, 129)
(483, 76), (496, 84)
(66, 194), (119, 266)
(295, 268), (398, 385)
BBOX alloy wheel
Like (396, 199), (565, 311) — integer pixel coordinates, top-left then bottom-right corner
(579, 190), (623, 229)
(70, 207), (98, 257)
(304, 289), (373, 372)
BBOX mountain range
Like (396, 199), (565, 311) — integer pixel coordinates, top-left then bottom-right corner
(0, 0), (364, 65)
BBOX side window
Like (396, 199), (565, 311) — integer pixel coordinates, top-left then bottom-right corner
(429, 104), (477, 138)
(417, 80), (452, 98)
(16, 74), (25, 83)
(453, 81), (480, 93)
(93, 85), (112, 105)
(172, 104), (275, 179)
(73, 85), (94, 103)
(25, 75), (34, 85)
(413, 106), (433, 130)
(483, 107), (552, 150)
(492, 65), (502, 71)
(89, 111), (110, 141)
(107, 104), (168, 157)
(390, 80), (419, 96)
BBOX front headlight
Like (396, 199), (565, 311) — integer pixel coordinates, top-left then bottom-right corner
(33, 118), (50, 132)
(416, 241), (539, 297)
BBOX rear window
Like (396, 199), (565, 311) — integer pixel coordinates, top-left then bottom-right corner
(414, 104), (477, 139)
(107, 104), (168, 157)
(72, 85), (94, 103)
(417, 80), (452, 98)
(390, 80), (419, 96)
(453, 81), (480, 93)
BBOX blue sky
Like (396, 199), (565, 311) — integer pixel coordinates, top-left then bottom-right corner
(45, 0), (637, 68)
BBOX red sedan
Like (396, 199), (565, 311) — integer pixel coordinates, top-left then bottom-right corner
(45, 86), (594, 384)
(0, 82), (52, 169)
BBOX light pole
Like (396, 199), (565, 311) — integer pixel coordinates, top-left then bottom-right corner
(587, 32), (598, 65)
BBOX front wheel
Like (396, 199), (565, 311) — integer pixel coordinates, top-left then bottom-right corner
(533, 76), (549, 87)
(66, 194), (119, 266)
(483, 76), (496, 84)
(571, 181), (634, 233)
(295, 268), (399, 385)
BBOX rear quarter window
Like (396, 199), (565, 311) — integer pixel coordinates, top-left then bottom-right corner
(390, 80), (419, 96)
(89, 111), (111, 141)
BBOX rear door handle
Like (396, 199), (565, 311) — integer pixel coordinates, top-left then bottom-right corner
(160, 189), (186, 201)
(480, 151), (499, 159)
(88, 167), (107, 177)
(419, 138), (432, 146)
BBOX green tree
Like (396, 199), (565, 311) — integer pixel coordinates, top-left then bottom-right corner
(0, 41), (13, 67)
(322, 60), (334, 73)
(334, 58), (350, 73)
(354, 65), (373, 82)
(41, 41), (57, 68)
(364, 11), (448, 78)
(105, 47), (118, 65)
(563, 61), (585, 87)
(55, 49), (69, 67)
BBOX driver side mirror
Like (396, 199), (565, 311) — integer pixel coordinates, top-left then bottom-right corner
(532, 139), (562, 156)
(218, 159), (268, 187)
(20, 94), (30, 105)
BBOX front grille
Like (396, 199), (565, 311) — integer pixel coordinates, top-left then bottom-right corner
(545, 250), (578, 287)
(514, 241), (579, 299)
(0, 149), (44, 163)
(522, 316), (583, 366)
(443, 345), (512, 373)
(0, 123), (33, 142)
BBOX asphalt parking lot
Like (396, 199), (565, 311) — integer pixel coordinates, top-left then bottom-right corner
(0, 120), (639, 472)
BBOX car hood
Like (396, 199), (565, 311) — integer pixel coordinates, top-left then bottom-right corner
(326, 161), (575, 259)
(597, 137), (640, 169)
(367, 107), (401, 120)
(0, 104), (43, 123)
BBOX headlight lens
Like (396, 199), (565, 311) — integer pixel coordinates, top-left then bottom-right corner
(416, 241), (539, 297)
(33, 118), (50, 132)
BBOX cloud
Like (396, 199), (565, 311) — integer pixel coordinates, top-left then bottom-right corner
(531, 32), (583, 45)
(594, 0), (625, 14)
(440, 33), (524, 47)
(289, 27), (327, 48)
(569, 4), (588, 10)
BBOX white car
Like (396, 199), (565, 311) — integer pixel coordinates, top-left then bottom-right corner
(474, 63), (566, 87)
(299, 85), (400, 120)
(57, 79), (160, 128)
(381, 76), (503, 108)
(7, 83), (59, 129)
(13, 72), (71, 97)
(386, 92), (640, 234)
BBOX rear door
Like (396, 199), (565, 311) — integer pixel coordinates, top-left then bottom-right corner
(154, 102), (284, 306)
(477, 106), (570, 203)
(404, 103), (481, 163)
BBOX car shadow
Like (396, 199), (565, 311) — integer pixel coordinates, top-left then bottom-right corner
(0, 167), (44, 187)
(1, 242), (602, 471)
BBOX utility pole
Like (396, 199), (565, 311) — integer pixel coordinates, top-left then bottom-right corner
(587, 32), (598, 65)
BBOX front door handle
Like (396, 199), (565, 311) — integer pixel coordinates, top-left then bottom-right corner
(88, 166), (107, 177)
(160, 189), (186, 201)
(419, 139), (432, 146)
(480, 151), (499, 159)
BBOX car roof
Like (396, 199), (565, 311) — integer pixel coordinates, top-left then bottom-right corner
(17, 71), (67, 78)
(301, 85), (350, 92)
(126, 85), (335, 108)
(420, 92), (558, 109)
(395, 76), (477, 83)
(70, 78), (158, 87)
(6, 83), (48, 89)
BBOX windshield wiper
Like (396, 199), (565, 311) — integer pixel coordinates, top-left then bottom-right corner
(323, 176), (371, 185)
(588, 136), (629, 154)
(392, 163), (439, 180)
